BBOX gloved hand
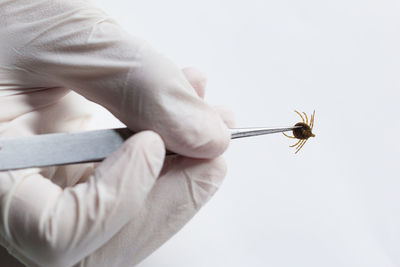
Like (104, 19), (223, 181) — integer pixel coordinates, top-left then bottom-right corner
(0, 0), (234, 266)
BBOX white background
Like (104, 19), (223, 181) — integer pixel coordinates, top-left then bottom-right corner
(92, 1), (400, 266)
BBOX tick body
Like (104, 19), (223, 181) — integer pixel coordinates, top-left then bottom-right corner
(283, 110), (315, 153)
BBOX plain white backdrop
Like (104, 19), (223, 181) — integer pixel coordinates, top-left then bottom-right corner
(90, 1), (400, 266)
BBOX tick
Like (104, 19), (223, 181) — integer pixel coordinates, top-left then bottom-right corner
(283, 110), (315, 153)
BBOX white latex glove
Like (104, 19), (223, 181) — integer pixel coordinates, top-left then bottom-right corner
(0, 1), (234, 266)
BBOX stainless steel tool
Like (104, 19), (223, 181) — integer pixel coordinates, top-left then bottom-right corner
(0, 126), (300, 171)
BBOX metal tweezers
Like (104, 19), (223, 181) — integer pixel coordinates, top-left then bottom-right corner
(0, 126), (300, 171)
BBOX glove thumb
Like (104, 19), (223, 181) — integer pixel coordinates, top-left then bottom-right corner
(92, 130), (165, 223)
(1, 131), (166, 267)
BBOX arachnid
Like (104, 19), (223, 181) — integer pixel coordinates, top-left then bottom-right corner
(283, 110), (315, 153)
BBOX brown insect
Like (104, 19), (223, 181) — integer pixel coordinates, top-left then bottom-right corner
(283, 110), (315, 153)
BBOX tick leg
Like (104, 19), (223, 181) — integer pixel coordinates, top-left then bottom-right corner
(283, 132), (296, 139)
(295, 139), (307, 154)
(303, 112), (309, 124)
(290, 139), (302, 147)
(295, 110), (305, 123)
(310, 110), (315, 129)
(295, 139), (304, 149)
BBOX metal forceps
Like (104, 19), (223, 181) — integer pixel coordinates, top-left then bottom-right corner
(0, 126), (300, 171)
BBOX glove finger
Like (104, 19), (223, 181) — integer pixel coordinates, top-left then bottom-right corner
(182, 67), (207, 99)
(214, 105), (236, 128)
(182, 68), (236, 129)
(181, 68), (236, 128)
(0, 131), (165, 267)
(77, 156), (227, 266)
(181, 67), (236, 128)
